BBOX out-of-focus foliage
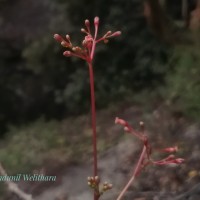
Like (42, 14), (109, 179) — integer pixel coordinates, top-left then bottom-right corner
(0, 0), (8, 5)
(23, 0), (169, 115)
(0, 108), (120, 174)
(0, 117), (89, 174)
(0, 0), (185, 134)
(165, 33), (200, 119)
(0, 119), (62, 173)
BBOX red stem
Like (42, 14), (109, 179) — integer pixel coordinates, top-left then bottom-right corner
(88, 62), (98, 200)
(88, 62), (98, 177)
(116, 145), (147, 200)
(90, 24), (98, 61)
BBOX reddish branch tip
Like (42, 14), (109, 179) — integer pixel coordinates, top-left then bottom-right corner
(81, 28), (87, 33)
(106, 31), (112, 35)
(173, 158), (185, 164)
(94, 16), (99, 26)
(161, 146), (178, 153)
(139, 121), (144, 126)
(102, 31), (112, 39)
(85, 19), (90, 26)
(66, 34), (70, 40)
(63, 51), (71, 57)
(115, 117), (127, 126)
(111, 31), (122, 37)
(61, 41), (69, 47)
(54, 34), (63, 42)
(153, 155), (184, 165)
(124, 126), (130, 132)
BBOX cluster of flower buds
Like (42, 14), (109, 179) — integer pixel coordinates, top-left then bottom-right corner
(152, 154), (184, 165)
(152, 146), (184, 166)
(54, 17), (121, 63)
(87, 176), (100, 189)
(115, 117), (184, 168)
(102, 181), (113, 192)
(115, 117), (146, 142)
(87, 176), (112, 197)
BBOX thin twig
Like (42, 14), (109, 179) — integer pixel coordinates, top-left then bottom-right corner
(0, 163), (33, 200)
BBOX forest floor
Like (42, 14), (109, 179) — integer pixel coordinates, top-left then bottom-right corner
(5, 101), (200, 200)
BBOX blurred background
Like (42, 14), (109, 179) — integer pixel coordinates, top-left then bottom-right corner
(1, 0), (200, 199)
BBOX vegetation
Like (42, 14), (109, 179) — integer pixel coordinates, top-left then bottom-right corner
(165, 33), (200, 119)
(0, 0), (200, 198)
(0, 0), (170, 133)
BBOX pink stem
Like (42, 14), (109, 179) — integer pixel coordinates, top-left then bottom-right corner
(88, 62), (98, 200)
(88, 62), (98, 177)
(90, 23), (98, 61)
(116, 145), (147, 200)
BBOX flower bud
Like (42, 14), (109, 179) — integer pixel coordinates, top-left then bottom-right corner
(103, 31), (112, 38)
(66, 34), (70, 41)
(106, 31), (112, 35)
(54, 34), (63, 42)
(140, 121), (144, 127)
(94, 176), (100, 184)
(72, 47), (81, 52)
(102, 182), (112, 191)
(88, 181), (91, 186)
(173, 158), (184, 164)
(162, 146), (178, 153)
(81, 28), (87, 33)
(110, 31), (121, 37)
(103, 185), (107, 191)
(61, 41), (69, 47)
(115, 117), (127, 126)
(94, 16), (99, 26)
(63, 51), (71, 57)
(107, 183), (113, 189)
(85, 19), (90, 27)
(124, 126), (130, 132)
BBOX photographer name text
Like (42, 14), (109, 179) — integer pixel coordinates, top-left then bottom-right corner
(0, 174), (56, 182)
